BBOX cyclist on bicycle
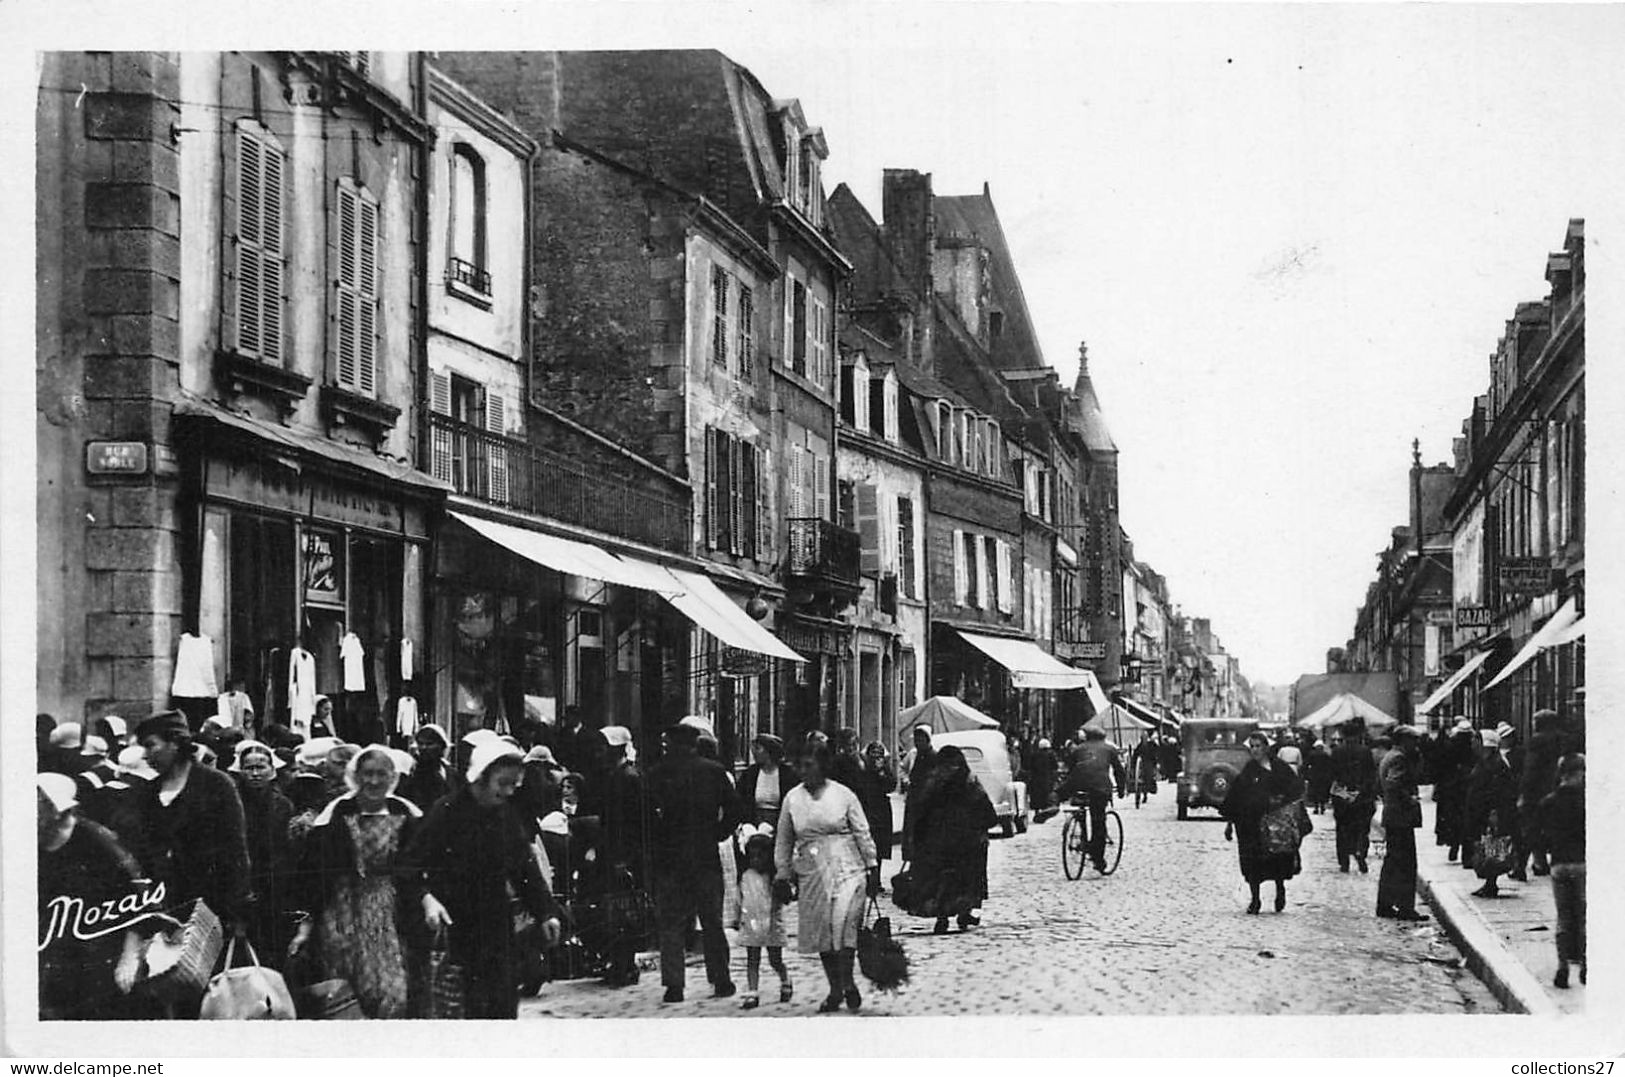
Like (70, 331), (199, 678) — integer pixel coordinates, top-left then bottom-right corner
(1060, 727), (1127, 872)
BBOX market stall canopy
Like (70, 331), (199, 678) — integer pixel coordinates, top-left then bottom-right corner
(898, 695), (1000, 734)
(450, 512), (803, 663)
(1116, 697), (1165, 729)
(1417, 649), (1494, 715)
(956, 630), (1111, 711)
(1296, 692), (1397, 731)
(1483, 598), (1580, 691)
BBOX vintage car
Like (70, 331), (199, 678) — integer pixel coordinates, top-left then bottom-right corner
(1176, 718), (1260, 820)
(932, 728), (1030, 837)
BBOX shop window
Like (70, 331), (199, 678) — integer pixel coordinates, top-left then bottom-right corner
(226, 513), (296, 717)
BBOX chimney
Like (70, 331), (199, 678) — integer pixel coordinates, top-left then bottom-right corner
(1410, 438), (1422, 551)
(882, 169), (935, 301)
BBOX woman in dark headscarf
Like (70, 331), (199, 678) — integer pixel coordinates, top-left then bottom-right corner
(1219, 731), (1305, 914)
(911, 745), (998, 935)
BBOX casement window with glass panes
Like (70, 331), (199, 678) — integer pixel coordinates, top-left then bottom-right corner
(429, 370), (509, 503)
(332, 179), (380, 397)
(225, 120), (287, 365)
(705, 427), (769, 559)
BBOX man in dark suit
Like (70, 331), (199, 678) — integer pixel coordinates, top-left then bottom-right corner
(1376, 725), (1429, 921)
(1329, 719), (1380, 873)
(644, 721), (739, 1003)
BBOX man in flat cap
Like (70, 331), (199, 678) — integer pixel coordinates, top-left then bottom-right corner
(1375, 725), (1429, 921)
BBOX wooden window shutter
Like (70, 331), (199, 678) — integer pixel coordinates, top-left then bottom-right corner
(755, 446), (770, 558)
(995, 541), (1012, 614)
(787, 443), (806, 520)
(738, 285), (755, 381)
(705, 428), (720, 549)
(485, 391), (509, 504)
(952, 529), (966, 607)
(792, 281), (808, 375)
(730, 435), (746, 555)
(741, 443), (758, 559)
(228, 123), (286, 365)
(334, 181), (379, 396)
(856, 482), (880, 577)
(813, 446), (829, 521)
(712, 267), (729, 369)
(429, 372), (453, 483)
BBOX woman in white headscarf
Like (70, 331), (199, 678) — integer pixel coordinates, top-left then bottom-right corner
(289, 744), (424, 1018)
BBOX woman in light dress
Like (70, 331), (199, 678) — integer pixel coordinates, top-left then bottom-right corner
(775, 742), (880, 1013)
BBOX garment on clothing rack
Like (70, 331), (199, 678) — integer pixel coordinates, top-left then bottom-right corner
(400, 638), (414, 682)
(395, 696), (420, 741)
(171, 633), (220, 698)
(262, 646), (286, 719)
(216, 690), (255, 730)
(288, 648), (317, 738)
(340, 632), (367, 693)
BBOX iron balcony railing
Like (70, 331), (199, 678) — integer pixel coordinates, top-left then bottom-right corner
(786, 517), (861, 590)
(429, 413), (689, 552)
(446, 256), (492, 297)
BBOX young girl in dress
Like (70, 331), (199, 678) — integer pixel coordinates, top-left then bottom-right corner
(737, 830), (792, 1009)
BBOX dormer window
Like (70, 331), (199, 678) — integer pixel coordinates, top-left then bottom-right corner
(935, 400), (953, 460)
(841, 354), (870, 431)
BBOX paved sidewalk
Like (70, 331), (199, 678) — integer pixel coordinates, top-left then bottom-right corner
(1415, 791), (1583, 1016)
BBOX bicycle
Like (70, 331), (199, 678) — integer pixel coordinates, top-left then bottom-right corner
(1060, 795), (1124, 879)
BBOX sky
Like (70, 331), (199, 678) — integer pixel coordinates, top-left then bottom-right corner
(699, 3), (1625, 684)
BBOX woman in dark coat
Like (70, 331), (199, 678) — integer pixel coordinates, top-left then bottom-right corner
(1219, 731), (1305, 914)
(229, 740), (296, 970)
(398, 724), (452, 813)
(910, 745), (998, 935)
(1433, 721), (1476, 860)
(831, 729), (894, 863)
(1465, 729), (1519, 898)
(1304, 739), (1335, 814)
(129, 711), (250, 930)
(862, 741), (898, 860)
(399, 741), (563, 1019)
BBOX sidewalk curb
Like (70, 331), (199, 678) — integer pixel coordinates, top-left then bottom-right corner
(1417, 871), (1560, 1016)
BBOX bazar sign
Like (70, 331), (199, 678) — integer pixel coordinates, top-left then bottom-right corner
(38, 880), (168, 951)
(1456, 606), (1493, 629)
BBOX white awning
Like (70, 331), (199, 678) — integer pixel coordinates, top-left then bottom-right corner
(1417, 649), (1494, 715)
(662, 569), (805, 663)
(450, 511), (684, 596)
(956, 630), (1109, 708)
(1484, 598), (1581, 691)
(1552, 617), (1586, 646)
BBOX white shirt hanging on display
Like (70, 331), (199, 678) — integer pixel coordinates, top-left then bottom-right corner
(288, 648), (317, 738)
(396, 696), (419, 740)
(340, 632), (367, 692)
(216, 690), (255, 730)
(171, 633), (220, 698)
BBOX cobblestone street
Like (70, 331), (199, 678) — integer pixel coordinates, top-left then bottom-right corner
(521, 793), (1498, 1018)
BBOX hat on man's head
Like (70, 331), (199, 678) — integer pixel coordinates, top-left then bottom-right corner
(134, 711), (190, 742)
(1495, 722), (1516, 742)
(600, 726), (633, 748)
(1452, 718), (1473, 735)
(1392, 725), (1424, 739)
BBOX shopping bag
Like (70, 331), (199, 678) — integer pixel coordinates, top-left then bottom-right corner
(296, 978), (364, 1020)
(1476, 814), (1514, 877)
(856, 897), (909, 992)
(1259, 804), (1303, 855)
(889, 865), (923, 914)
(138, 898), (224, 1007)
(199, 938), (296, 1020)
(425, 932), (465, 1019)
(1292, 799), (1314, 838)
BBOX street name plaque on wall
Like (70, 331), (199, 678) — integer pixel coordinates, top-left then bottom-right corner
(85, 441), (149, 476)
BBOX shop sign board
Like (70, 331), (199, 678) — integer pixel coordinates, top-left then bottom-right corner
(205, 457), (405, 534)
(1456, 606), (1493, 630)
(1499, 558), (1553, 594)
(1077, 641), (1109, 661)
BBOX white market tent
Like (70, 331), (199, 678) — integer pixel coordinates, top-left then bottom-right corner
(1296, 692), (1397, 731)
(898, 695), (1001, 734)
